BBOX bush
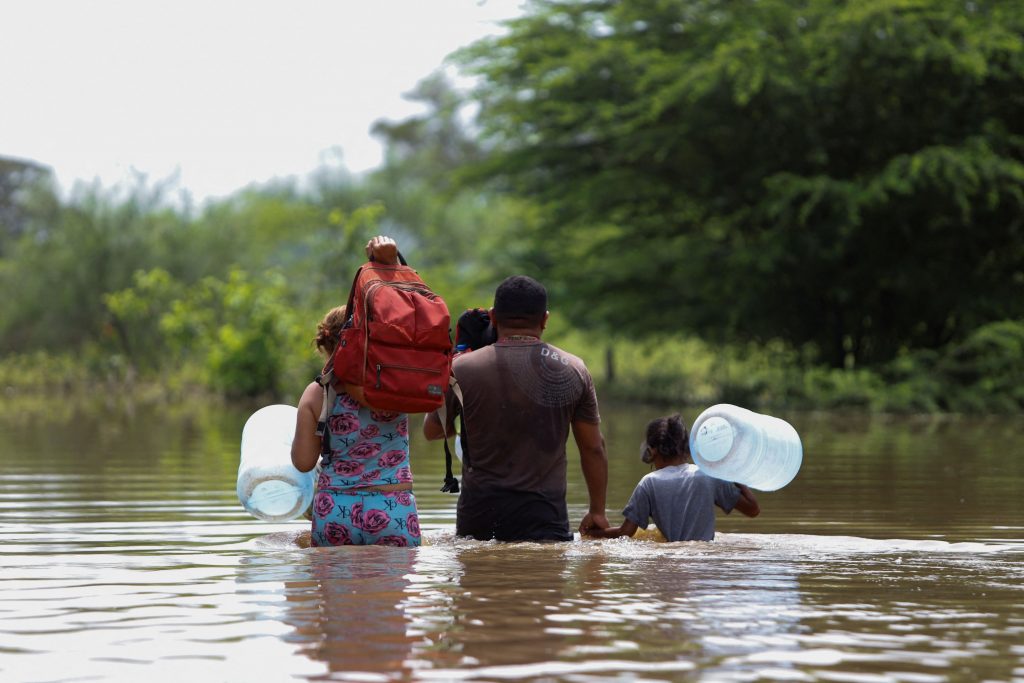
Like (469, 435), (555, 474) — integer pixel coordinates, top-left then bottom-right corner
(938, 320), (1024, 412)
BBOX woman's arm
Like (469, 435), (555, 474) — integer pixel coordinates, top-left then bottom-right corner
(734, 484), (761, 517)
(366, 235), (399, 264)
(291, 382), (323, 472)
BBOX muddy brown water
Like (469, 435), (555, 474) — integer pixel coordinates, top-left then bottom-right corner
(1, 401), (1022, 682)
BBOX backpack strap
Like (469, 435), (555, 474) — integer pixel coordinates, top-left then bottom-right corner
(315, 365), (338, 456)
(438, 374), (464, 493)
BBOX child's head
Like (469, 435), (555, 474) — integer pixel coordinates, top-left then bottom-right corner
(640, 414), (690, 465)
(313, 305), (348, 357)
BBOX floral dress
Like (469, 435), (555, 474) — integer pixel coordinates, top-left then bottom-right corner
(310, 391), (421, 547)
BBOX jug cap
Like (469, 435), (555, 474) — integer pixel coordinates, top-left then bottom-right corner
(695, 416), (734, 462)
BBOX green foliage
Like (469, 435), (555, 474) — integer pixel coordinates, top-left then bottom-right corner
(458, 0), (1024, 367)
(0, 156), (53, 256)
(367, 72), (542, 300)
(103, 268), (182, 372)
(102, 266), (319, 398)
(937, 319), (1024, 411)
(557, 319), (1024, 415)
(160, 268), (311, 398)
(3, 10), (1023, 415)
(0, 179), (190, 353)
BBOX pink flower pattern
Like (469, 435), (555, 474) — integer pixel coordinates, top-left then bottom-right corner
(313, 492), (334, 518)
(348, 442), (383, 460)
(310, 390), (419, 547)
(329, 412), (360, 435)
(375, 535), (409, 547)
(390, 491), (413, 506)
(333, 460), (365, 477)
(339, 393), (362, 410)
(407, 513), (420, 538)
(310, 490), (419, 548)
(350, 502), (365, 529)
(324, 522), (352, 545)
(377, 450), (406, 469)
(359, 509), (392, 534)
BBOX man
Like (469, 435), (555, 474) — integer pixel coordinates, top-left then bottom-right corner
(423, 275), (609, 541)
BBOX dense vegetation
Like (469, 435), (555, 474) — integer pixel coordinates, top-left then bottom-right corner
(1, 0), (1022, 414)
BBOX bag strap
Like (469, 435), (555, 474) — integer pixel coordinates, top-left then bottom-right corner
(315, 361), (338, 456)
(438, 374), (464, 493)
(342, 266), (362, 322)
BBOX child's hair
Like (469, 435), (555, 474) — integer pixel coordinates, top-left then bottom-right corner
(313, 306), (348, 357)
(640, 414), (690, 463)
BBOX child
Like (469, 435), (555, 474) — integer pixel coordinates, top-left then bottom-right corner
(582, 414), (759, 541)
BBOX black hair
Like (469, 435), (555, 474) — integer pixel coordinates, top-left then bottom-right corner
(492, 275), (547, 327)
(642, 414), (690, 462)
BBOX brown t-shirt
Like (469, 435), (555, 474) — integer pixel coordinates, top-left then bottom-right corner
(445, 338), (600, 540)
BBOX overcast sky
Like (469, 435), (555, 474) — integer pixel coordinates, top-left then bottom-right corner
(0, 0), (525, 202)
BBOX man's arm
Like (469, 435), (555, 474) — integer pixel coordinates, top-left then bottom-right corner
(422, 409), (454, 441)
(582, 518), (639, 539)
(423, 375), (459, 441)
(572, 419), (609, 531)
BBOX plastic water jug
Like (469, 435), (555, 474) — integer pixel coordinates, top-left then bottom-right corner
(237, 404), (314, 521)
(689, 404), (802, 491)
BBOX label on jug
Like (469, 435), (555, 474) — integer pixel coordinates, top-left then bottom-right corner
(695, 416), (734, 462)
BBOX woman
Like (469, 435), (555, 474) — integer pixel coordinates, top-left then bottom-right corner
(291, 236), (421, 547)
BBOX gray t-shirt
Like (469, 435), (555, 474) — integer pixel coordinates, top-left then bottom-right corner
(622, 464), (741, 541)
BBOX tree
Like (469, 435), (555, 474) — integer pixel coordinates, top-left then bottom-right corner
(0, 156), (53, 256)
(458, 0), (1024, 366)
(0, 179), (187, 352)
(366, 72), (546, 310)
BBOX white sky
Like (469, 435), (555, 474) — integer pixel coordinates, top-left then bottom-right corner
(0, 0), (525, 203)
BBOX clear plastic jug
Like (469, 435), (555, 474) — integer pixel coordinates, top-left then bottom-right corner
(237, 404), (314, 521)
(689, 404), (802, 491)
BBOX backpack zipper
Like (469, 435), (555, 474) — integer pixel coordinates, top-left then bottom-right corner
(376, 363), (442, 388)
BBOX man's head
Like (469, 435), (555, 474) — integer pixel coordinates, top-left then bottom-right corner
(491, 275), (548, 332)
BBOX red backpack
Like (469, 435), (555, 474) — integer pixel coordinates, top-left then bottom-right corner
(317, 256), (452, 423)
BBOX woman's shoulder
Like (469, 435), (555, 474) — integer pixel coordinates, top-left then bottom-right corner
(298, 381), (322, 407)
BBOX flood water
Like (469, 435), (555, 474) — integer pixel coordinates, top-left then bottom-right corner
(1, 398), (1022, 682)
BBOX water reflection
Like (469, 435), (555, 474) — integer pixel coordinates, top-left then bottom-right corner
(258, 534), (808, 680)
(291, 548), (417, 677)
(244, 530), (1024, 681)
(2, 401), (1024, 682)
